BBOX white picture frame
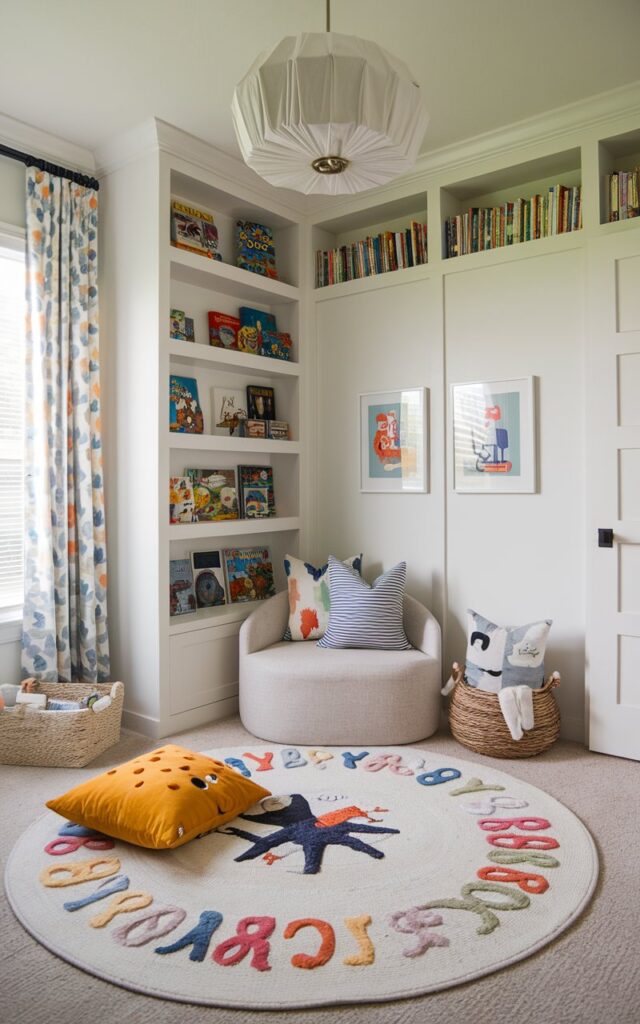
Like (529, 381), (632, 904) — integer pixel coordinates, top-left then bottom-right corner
(451, 376), (536, 493)
(359, 387), (428, 493)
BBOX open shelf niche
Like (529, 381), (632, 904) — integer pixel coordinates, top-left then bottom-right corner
(440, 147), (582, 258)
(312, 192), (428, 290)
(598, 127), (640, 225)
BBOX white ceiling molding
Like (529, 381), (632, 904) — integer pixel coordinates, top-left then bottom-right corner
(0, 111), (95, 175)
(304, 79), (640, 221)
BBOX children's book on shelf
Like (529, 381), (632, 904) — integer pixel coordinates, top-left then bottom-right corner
(261, 330), (292, 361)
(223, 546), (276, 603)
(185, 467), (238, 521)
(184, 317), (195, 343)
(246, 385), (275, 420)
(237, 324), (262, 354)
(236, 220), (278, 279)
(171, 200), (221, 260)
(208, 311), (240, 349)
(243, 418), (267, 439)
(169, 559), (197, 616)
(170, 309), (187, 341)
(169, 477), (196, 524)
(212, 387), (248, 435)
(238, 465), (275, 518)
(191, 550), (227, 609)
(169, 376), (204, 434)
(267, 420), (289, 440)
(239, 306), (277, 354)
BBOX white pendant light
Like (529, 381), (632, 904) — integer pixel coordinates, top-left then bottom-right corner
(231, 3), (428, 195)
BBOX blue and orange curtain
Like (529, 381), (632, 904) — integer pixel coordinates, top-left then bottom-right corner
(22, 168), (109, 683)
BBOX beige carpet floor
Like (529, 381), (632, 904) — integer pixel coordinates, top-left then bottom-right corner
(1, 717), (638, 1024)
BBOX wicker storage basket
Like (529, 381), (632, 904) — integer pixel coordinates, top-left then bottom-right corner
(447, 663), (560, 758)
(0, 680), (124, 768)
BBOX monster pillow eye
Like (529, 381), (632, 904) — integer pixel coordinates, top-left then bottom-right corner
(205, 774), (219, 785)
(191, 777), (207, 790)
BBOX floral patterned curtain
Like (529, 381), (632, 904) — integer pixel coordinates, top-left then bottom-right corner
(22, 168), (110, 683)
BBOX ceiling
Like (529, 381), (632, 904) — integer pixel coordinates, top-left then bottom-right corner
(2, 0), (640, 166)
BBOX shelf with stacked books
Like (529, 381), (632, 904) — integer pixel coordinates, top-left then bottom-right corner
(311, 193), (428, 291)
(598, 127), (640, 225)
(440, 148), (582, 259)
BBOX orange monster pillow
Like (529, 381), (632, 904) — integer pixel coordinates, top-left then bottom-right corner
(46, 744), (271, 850)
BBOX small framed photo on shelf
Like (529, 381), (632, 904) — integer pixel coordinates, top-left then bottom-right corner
(212, 387), (248, 435)
(191, 550), (227, 609)
(169, 559), (197, 616)
(169, 376), (204, 434)
(360, 387), (428, 493)
(451, 377), (536, 493)
(246, 385), (275, 420)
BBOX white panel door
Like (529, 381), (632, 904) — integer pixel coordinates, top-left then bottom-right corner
(587, 232), (640, 760)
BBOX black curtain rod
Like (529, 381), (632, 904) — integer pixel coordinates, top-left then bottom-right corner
(0, 142), (99, 191)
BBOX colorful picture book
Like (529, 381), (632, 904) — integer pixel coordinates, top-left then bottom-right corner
(238, 465), (275, 518)
(262, 330), (292, 361)
(169, 376), (204, 433)
(236, 220), (278, 279)
(185, 468), (238, 521)
(239, 306), (277, 354)
(223, 547), (276, 603)
(170, 309), (187, 341)
(169, 477), (196, 524)
(208, 311), (240, 349)
(169, 559), (197, 616)
(171, 200), (220, 260)
(191, 550), (227, 609)
(212, 387), (248, 435)
(246, 385), (275, 420)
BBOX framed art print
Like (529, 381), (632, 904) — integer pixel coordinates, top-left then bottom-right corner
(360, 387), (428, 493)
(452, 377), (536, 493)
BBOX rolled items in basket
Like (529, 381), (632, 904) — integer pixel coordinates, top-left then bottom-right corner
(498, 685), (534, 741)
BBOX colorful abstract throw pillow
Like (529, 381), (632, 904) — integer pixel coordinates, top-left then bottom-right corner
(284, 553), (362, 641)
(465, 609), (552, 691)
(318, 557), (412, 651)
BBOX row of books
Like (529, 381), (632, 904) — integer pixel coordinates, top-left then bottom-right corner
(315, 221), (428, 288)
(169, 376), (289, 439)
(170, 547), (275, 616)
(170, 465), (276, 524)
(605, 168), (640, 221)
(208, 305), (292, 361)
(170, 199), (279, 280)
(445, 184), (582, 258)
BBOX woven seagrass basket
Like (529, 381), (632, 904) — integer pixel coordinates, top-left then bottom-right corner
(447, 662), (561, 758)
(0, 680), (124, 768)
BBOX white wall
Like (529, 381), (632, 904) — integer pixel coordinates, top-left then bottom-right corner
(315, 247), (586, 741)
(316, 276), (446, 624)
(445, 248), (585, 739)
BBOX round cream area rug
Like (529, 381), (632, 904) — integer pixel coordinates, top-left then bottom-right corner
(5, 744), (598, 1009)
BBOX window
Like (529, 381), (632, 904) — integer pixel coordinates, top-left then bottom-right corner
(0, 233), (25, 620)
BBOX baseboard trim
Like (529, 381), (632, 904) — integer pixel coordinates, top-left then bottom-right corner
(121, 709), (162, 738)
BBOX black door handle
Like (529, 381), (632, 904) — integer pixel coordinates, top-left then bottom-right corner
(598, 528), (614, 548)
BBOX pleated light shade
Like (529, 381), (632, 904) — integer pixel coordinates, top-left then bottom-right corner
(231, 33), (428, 195)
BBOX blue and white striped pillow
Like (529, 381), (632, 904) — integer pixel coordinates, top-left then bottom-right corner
(318, 557), (412, 650)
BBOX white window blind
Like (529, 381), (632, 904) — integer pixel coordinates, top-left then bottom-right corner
(0, 239), (25, 615)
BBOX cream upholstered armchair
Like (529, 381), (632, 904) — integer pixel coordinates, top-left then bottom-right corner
(238, 590), (442, 745)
